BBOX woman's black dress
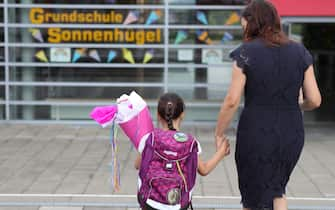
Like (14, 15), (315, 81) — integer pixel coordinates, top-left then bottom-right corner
(230, 39), (313, 209)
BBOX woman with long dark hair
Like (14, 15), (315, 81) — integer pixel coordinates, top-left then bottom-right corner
(215, 1), (321, 209)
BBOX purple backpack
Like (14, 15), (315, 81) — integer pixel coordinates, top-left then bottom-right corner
(138, 128), (198, 210)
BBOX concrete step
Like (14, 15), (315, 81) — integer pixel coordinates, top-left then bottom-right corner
(0, 194), (334, 210)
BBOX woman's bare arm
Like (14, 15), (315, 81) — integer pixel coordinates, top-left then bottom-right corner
(215, 62), (246, 147)
(300, 65), (321, 111)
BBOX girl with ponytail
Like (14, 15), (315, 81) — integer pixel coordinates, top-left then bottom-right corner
(135, 92), (231, 210)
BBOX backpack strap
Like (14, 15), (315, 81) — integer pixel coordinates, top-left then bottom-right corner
(176, 160), (188, 192)
(151, 130), (155, 146)
(176, 136), (197, 194)
(189, 138), (197, 153)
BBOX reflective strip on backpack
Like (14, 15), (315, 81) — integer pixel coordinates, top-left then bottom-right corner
(176, 160), (188, 193)
(147, 198), (181, 210)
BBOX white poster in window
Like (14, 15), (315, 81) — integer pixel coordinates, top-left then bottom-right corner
(178, 49), (194, 61)
(202, 49), (223, 64)
(50, 48), (71, 63)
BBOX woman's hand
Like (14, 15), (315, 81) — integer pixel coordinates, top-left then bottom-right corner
(216, 135), (230, 157)
(298, 88), (304, 106)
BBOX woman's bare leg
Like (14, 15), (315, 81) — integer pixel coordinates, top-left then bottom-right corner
(273, 195), (288, 210)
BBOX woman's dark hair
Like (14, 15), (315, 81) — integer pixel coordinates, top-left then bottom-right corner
(157, 93), (185, 131)
(241, 0), (289, 46)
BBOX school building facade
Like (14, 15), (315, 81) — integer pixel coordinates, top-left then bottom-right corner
(0, 0), (334, 124)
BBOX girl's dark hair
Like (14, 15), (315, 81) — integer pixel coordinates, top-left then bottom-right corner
(157, 93), (185, 131)
(241, 0), (289, 46)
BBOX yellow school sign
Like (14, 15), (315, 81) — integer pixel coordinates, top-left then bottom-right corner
(29, 8), (162, 45)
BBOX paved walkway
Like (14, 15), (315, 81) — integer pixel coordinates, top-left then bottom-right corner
(0, 124), (334, 210)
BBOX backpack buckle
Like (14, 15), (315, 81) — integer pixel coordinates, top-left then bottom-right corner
(165, 162), (173, 170)
(167, 188), (181, 205)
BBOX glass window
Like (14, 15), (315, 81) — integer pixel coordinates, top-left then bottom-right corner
(168, 47), (237, 64)
(167, 65), (232, 97)
(10, 86), (163, 101)
(0, 7), (3, 23)
(169, 0), (247, 5)
(0, 85), (4, 97)
(0, 105), (4, 120)
(0, 67), (4, 81)
(10, 105), (52, 120)
(9, 47), (164, 63)
(10, 103), (158, 121)
(2, 1), (247, 122)
(169, 29), (242, 45)
(9, 0), (164, 4)
(8, 28), (164, 45)
(10, 67), (164, 83)
(0, 47), (4, 62)
(0, 29), (4, 43)
(169, 10), (242, 26)
(0, 84), (5, 120)
(9, 8), (164, 24)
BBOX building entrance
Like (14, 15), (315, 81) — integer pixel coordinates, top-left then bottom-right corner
(291, 23), (335, 122)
